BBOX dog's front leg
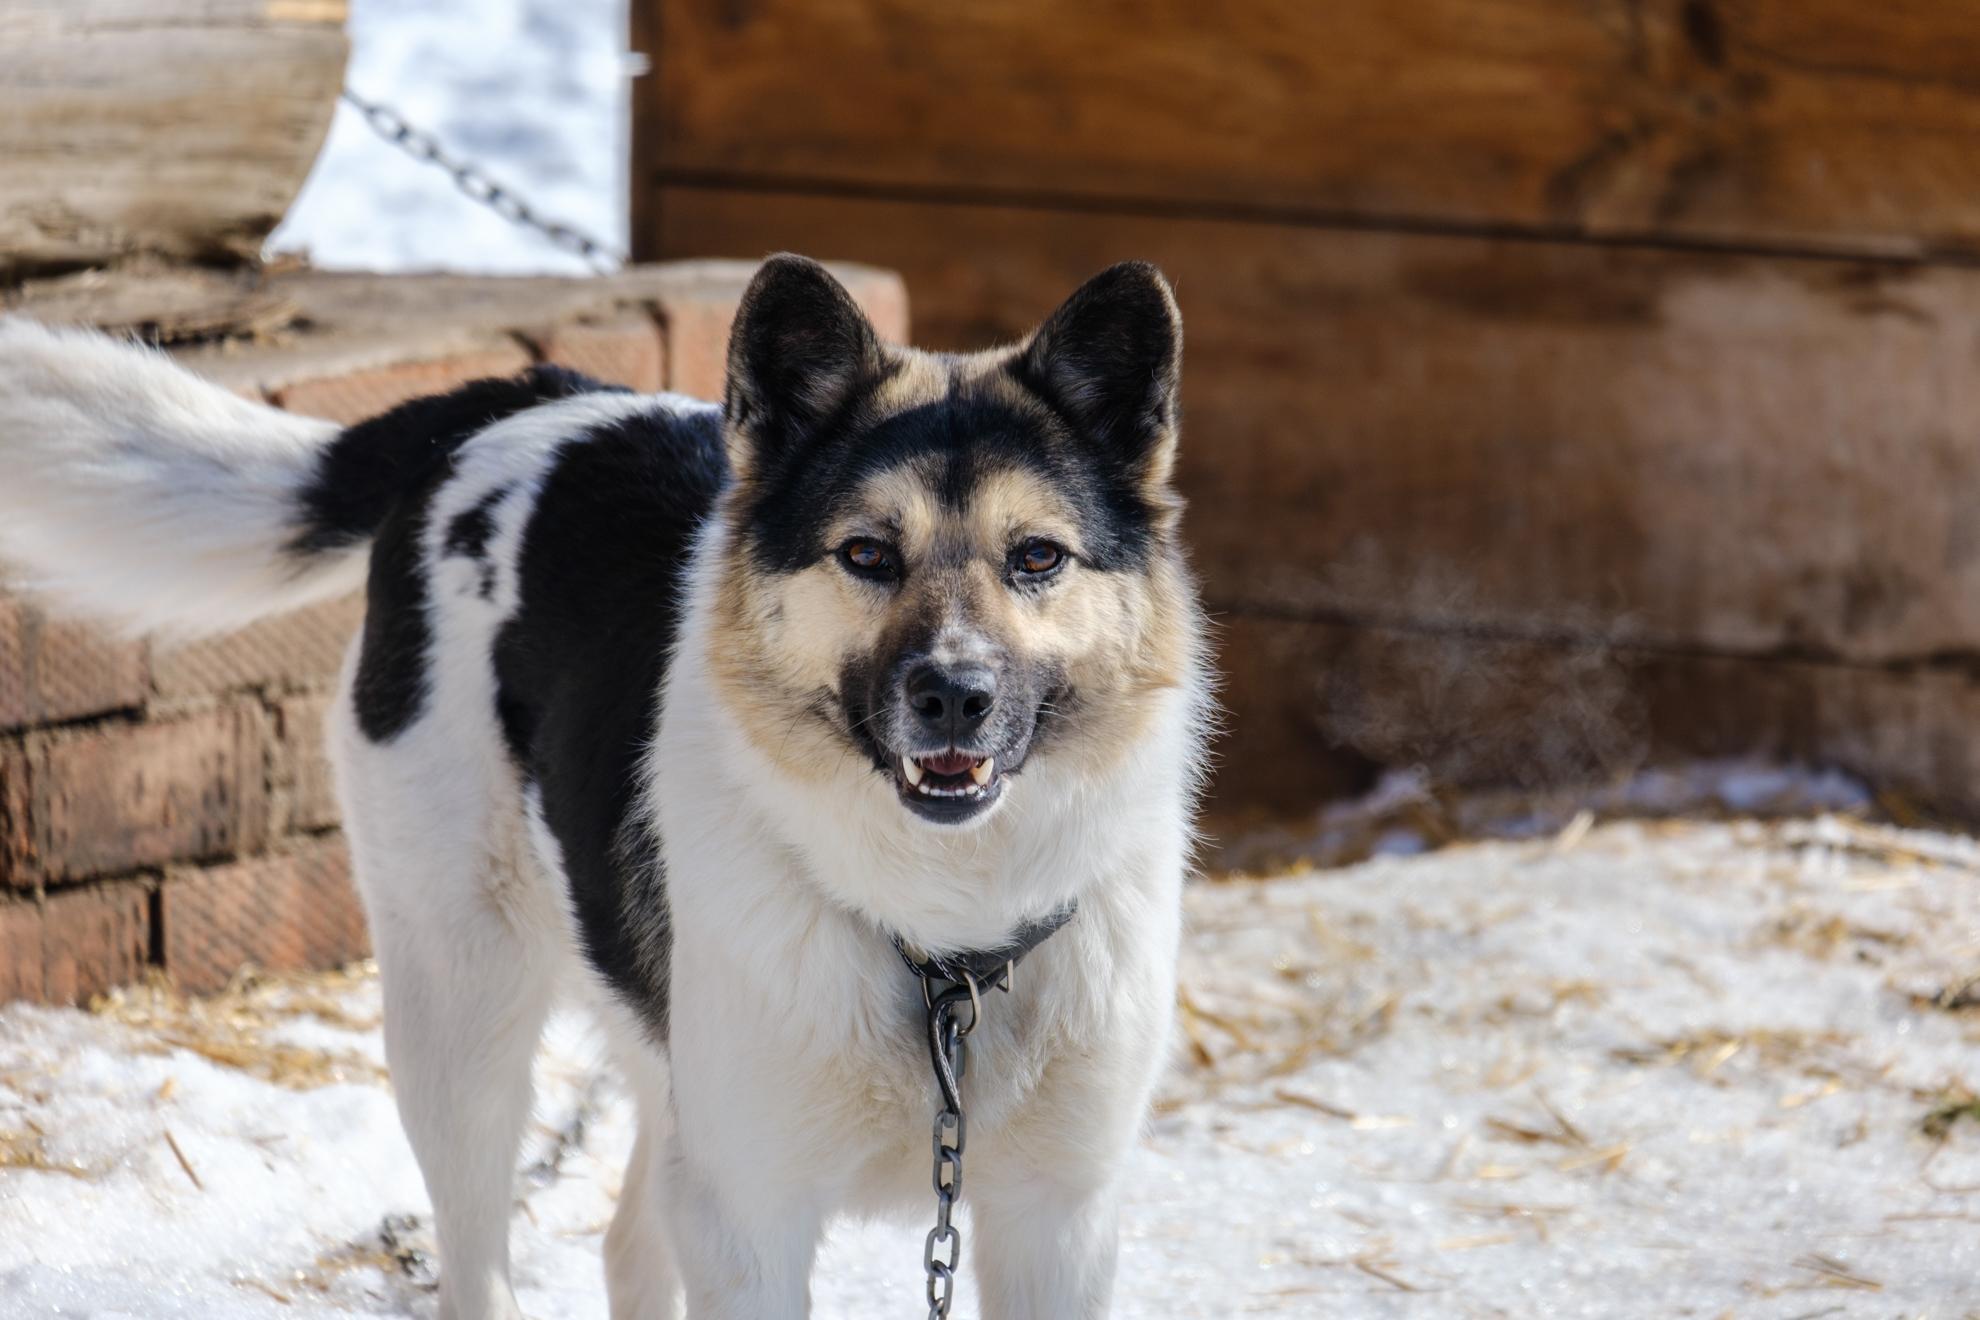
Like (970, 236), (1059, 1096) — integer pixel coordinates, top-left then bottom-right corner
(971, 1177), (1122, 1320)
(969, 913), (1181, 1320)
(662, 1139), (822, 1320)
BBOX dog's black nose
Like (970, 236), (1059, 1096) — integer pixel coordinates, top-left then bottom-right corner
(906, 663), (996, 740)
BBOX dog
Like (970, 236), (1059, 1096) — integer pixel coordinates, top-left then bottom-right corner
(0, 255), (1211, 1319)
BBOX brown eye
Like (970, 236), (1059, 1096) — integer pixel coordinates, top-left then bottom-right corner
(1016, 539), (1065, 576)
(840, 538), (897, 578)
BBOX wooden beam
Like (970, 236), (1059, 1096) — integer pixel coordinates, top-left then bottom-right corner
(3, 259), (909, 399)
(652, 185), (1980, 666)
(638, 0), (1980, 259)
(0, 0), (348, 275)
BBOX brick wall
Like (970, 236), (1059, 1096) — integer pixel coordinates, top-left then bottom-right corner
(0, 259), (908, 1004)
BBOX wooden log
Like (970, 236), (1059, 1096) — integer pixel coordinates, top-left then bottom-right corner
(1, 259), (910, 409)
(4, 261), (305, 344)
(0, 0), (348, 275)
(650, 185), (1980, 667)
(638, 0), (1980, 258)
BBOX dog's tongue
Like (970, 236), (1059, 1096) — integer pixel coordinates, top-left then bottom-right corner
(917, 751), (979, 777)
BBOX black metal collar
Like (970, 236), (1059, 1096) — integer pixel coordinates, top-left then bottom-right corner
(892, 902), (1078, 989)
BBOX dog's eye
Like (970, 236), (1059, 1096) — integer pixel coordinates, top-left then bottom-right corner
(1014, 539), (1066, 577)
(839, 538), (899, 579)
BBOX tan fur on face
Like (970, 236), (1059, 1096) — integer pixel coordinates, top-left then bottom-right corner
(709, 345), (1202, 789)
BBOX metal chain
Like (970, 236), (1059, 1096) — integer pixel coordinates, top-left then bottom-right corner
(924, 984), (971, 1318)
(914, 962), (1014, 1319)
(338, 88), (626, 272)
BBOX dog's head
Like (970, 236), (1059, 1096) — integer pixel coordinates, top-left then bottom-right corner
(708, 255), (1198, 828)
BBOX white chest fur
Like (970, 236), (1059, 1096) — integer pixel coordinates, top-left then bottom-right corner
(646, 562), (1196, 1220)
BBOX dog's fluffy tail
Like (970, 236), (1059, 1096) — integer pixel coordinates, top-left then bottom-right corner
(0, 318), (362, 637)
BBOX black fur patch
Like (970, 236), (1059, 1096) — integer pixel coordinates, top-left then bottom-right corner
(1012, 261), (1181, 477)
(290, 366), (612, 556)
(444, 484), (507, 561)
(725, 254), (884, 471)
(492, 405), (728, 1040)
(329, 367), (625, 743)
(740, 389), (1160, 579)
(443, 484), (511, 601)
(350, 490), (437, 744)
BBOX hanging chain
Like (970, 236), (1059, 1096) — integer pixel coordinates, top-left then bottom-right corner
(338, 88), (626, 272)
(895, 916), (1072, 1318)
(924, 982), (970, 1318)
(912, 961), (1014, 1319)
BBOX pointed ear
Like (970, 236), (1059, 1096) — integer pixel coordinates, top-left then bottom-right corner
(1014, 261), (1183, 486)
(724, 254), (884, 479)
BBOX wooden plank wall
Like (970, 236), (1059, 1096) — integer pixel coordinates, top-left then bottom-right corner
(632, 0), (1980, 822)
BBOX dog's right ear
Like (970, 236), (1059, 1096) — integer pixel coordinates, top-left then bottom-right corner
(724, 254), (884, 480)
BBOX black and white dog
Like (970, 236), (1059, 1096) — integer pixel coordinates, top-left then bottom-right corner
(0, 256), (1211, 1318)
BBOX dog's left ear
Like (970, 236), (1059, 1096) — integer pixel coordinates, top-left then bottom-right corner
(1014, 261), (1183, 488)
(725, 253), (885, 480)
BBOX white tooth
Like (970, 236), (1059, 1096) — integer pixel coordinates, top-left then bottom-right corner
(903, 756), (924, 787)
(970, 758), (995, 786)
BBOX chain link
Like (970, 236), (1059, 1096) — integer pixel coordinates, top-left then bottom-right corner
(922, 982), (975, 1318)
(338, 88), (626, 273)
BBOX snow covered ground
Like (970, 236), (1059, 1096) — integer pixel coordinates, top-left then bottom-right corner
(268, 0), (630, 276)
(5, 803), (1980, 1317)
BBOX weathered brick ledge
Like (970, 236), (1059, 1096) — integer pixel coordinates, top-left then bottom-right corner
(0, 260), (909, 1004)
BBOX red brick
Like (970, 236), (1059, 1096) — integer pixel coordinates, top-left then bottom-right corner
(42, 881), (152, 1005)
(149, 594), (363, 703)
(839, 266), (912, 344)
(273, 343), (535, 424)
(0, 741), (27, 888)
(24, 706), (266, 883)
(0, 893), (38, 1000)
(526, 315), (666, 392)
(0, 882), (151, 1005)
(649, 281), (739, 402)
(0, 594), (148, 732)
(161, 838), (367, 993)
(272, 692), (341, 833)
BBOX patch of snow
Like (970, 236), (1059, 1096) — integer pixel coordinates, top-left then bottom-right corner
(6, 814), (1980, 1315)
(268, 0), (630, 276)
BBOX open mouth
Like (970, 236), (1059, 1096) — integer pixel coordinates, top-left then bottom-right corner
(895, 749), (1004, 821)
